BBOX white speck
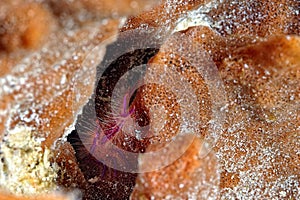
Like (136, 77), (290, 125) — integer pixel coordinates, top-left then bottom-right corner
(265, 70), (271, 75)
(60, 74), (67, 85)
(72, 55), (79, 60)
(279, 191), (287, 197)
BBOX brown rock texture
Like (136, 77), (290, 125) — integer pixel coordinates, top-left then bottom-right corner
(129, 0), (299, 199)
(0, 0), (299, 199)
(0, 2), (55, 52)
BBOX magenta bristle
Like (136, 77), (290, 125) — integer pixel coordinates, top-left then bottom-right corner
(90, 126), (101, 153)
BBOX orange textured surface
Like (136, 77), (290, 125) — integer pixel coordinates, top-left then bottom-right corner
(132, 31), (300, 199)
(0, 0), (299, 199)
(0, 2), (55, 52)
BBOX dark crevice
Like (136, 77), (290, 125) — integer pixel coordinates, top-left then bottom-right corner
(67, 30), (161, 200)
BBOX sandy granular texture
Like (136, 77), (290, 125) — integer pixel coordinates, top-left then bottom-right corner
(0, 18), (119, 200)
(214, 35), (299, 200)
(130, 0), (299, 199)
(0, 0), (157, 199)
(0, 0), (299, 199)
(132, 31), (300, 200)
(0, 126), (57, 195)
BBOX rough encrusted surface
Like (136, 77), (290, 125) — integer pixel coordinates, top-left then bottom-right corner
(0, 126), (58, 195)
(130, 0), (299, 199)
(0, 0), (155, 198)
(132, 31), (300, 200)
(0, 20), (119, 198)
(0, 0), (299, 199)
